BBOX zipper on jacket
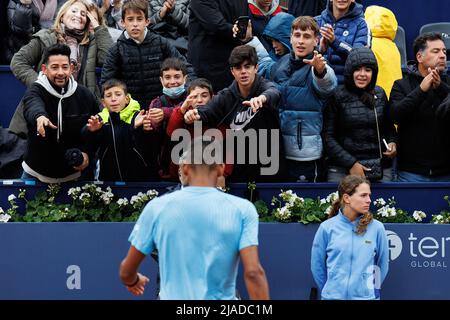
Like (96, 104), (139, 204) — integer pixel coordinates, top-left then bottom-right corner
(346, 228), (354, 299)
(110, 120), (124, 181)
(100, 146), (109, 165)
(138, 46), (144, 97)
(133, 148), (148, 167)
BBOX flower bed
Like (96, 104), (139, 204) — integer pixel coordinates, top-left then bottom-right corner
(1, 182), (450, 224)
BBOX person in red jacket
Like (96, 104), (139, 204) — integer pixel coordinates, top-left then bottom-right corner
(166, 78), (233, 186)
(248, 0), (283, 52)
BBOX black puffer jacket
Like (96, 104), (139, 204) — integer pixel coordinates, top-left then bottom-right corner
(324, 47), (397, 169)
(100, 30), (194, 108)
(5, 0), (40, 63)
(390, 61), (450, 176)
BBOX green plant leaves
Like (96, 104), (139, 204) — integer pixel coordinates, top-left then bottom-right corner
(7, 184), (159, 222)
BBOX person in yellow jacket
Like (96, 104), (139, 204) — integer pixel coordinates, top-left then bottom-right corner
(365, 5), (402, 98)
(82, 79), (160, 181)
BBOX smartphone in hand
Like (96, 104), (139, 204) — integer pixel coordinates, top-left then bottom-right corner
(236, 16), (249, 40)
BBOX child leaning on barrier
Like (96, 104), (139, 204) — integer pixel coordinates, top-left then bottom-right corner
(166, 78), (233, 185)
(82, 79), (160, 181)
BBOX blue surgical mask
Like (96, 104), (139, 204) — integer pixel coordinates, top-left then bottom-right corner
(163, 84), (185, 99)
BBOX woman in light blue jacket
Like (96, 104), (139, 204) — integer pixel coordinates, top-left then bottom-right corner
(311, 175), (389, 300)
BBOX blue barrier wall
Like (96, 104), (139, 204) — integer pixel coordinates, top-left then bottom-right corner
(0, 66), (26, 128)
(0, 222), (449, 300)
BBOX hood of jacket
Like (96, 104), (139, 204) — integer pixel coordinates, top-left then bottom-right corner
(344, 47), (379, 92)
(248, 0), (281, 16)
(322, 0), (364, 22)
(364, 5), (398, 40)
(229, 73), (264, 100)
(262, 12), (294, 55)
(98, 95), (141, 124)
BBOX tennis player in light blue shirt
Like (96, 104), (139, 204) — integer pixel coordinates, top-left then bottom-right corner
(119, 139), (270, 300)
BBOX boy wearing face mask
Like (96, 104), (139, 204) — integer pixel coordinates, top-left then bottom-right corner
(148, 57), (188, 130)
(165, 78), (233, 183)
(148, 57), (188, 180)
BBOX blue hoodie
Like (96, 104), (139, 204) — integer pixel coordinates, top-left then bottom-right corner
(315, 1), (371, 84)
(311, 210), (389, 300)
(262, 12), (295, 61)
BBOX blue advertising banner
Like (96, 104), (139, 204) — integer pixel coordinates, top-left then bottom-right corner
(0, 223), (449, 300)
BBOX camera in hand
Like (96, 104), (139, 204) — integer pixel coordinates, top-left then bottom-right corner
(236, 16), (249, 40)
(65, 148), (84, 167)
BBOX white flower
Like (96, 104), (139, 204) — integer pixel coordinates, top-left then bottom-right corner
(96, 187), (102, 193)
(377, 206), (389, 217)
(0, 213), (11, 223)
(279, 190), (300, 205)
(117, 198), (129, 206)
(79, 192), (90, 200)
(373, 198), (386, 207)
(100, 191), (114, 205)
(274, 206), (291, 221)
(146, 190), (158, 197)
(287, 197), (296, 207)
(326, 192), (338, 203)
(324, 205), (332, 216)
(8, 194), (16, 201)
(433, 215), (444, 224)
(68, 187), (81, 197)
(130, 195), (140, 205)
(320, 198), (327, 205)
(0, 207), (3, 213)
(413, 210), (426, 222)
(387, 207), (397, 217)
